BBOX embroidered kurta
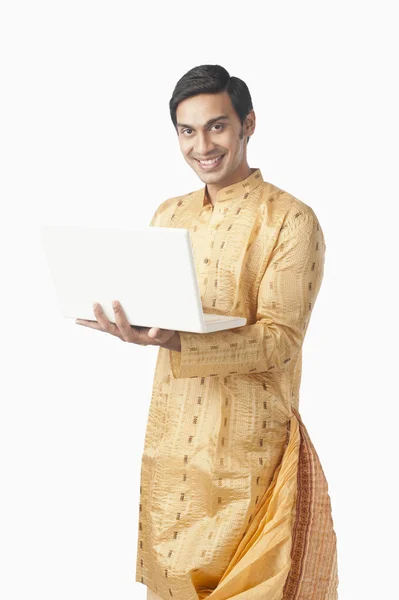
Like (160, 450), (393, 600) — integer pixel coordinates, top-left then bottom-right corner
(136, 168), (338, 600)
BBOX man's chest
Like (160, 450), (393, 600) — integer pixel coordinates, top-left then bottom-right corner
(166, 197), (278, 316)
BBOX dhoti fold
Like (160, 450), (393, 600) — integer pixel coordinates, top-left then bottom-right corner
(146, 408), (338, 600)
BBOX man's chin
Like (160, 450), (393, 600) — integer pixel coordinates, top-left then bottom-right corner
(194, 165), (227, 184)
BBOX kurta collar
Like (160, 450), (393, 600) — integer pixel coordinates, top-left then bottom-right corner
(201, 168), (264, 207)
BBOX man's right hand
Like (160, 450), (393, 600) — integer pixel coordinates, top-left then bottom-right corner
(75, 301), (181, 351)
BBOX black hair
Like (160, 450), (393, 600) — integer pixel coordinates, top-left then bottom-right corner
(169, 64), (253, 144)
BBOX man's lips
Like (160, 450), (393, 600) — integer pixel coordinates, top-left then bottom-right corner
(195, 154), (224, 162)
(194, 154), (225, 169)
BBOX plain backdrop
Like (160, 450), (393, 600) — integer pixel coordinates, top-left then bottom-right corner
(1, 1), (398, 599)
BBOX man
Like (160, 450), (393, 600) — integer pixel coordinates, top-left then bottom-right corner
(76, 65), (338, 600)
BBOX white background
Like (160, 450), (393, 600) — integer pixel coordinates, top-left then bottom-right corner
(1, 1), (398, 599)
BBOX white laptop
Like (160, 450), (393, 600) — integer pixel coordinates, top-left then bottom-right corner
(40, 225), (247, 334)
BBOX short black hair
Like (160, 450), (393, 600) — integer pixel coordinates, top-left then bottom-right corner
(169, 64), (253, 144)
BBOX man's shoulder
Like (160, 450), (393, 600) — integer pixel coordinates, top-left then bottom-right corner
(157, 191), (195, 211)
(260, 180), (321, 227)
(151, 179), (321, 228)
(149, 188), (201, 225)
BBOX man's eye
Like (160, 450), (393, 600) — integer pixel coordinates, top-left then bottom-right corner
(211, 124), (224, 131)
(182, 128), (193, 135)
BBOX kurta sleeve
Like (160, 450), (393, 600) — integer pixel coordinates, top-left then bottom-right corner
(149, 207), (161, 227)
(169, 208), (326, 379)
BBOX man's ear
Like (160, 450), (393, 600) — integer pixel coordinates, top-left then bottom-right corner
(244, 110), (256, 138)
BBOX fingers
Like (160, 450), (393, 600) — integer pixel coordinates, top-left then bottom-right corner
(93, 303), (121, 336)
(148, 327), (175, 345)
(75, 304), (122, 339)
(112, 300), (135, 342)
(148, 327), (160, 338)
(75, 301), (174, 348)
(75, 318), (103, 330)
(112, 301), (149, 345)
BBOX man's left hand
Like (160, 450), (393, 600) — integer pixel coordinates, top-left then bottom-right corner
(75, 301), (181, 351)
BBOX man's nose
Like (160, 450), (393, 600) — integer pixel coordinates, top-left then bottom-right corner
(194, 133), (215, 157)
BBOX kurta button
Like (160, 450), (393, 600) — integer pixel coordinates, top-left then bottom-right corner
(204, 258), (209, 264)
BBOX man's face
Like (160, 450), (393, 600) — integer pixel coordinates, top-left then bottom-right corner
(175, 91), (255, 186)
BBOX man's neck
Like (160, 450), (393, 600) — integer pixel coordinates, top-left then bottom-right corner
(206, 164), (253, 207)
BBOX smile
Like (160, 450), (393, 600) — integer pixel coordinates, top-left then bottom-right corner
(196, 154), (225, 170)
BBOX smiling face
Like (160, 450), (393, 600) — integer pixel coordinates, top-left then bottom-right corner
(175, 91), (255, 188)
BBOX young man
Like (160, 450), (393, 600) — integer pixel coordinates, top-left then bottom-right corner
(76, 65), (338, 600)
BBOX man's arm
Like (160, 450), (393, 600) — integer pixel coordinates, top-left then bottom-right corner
(168, 208), (326, 379)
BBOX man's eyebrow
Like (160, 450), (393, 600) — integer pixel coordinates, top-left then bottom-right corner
(176, 115), (229, 129)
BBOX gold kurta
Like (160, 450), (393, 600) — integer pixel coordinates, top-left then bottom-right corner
(136, 168), (338, 600)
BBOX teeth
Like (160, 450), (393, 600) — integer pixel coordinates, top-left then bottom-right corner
(199, 155), (222, 165)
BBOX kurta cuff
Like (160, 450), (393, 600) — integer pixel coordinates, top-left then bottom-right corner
(169, 326), (270, 379)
